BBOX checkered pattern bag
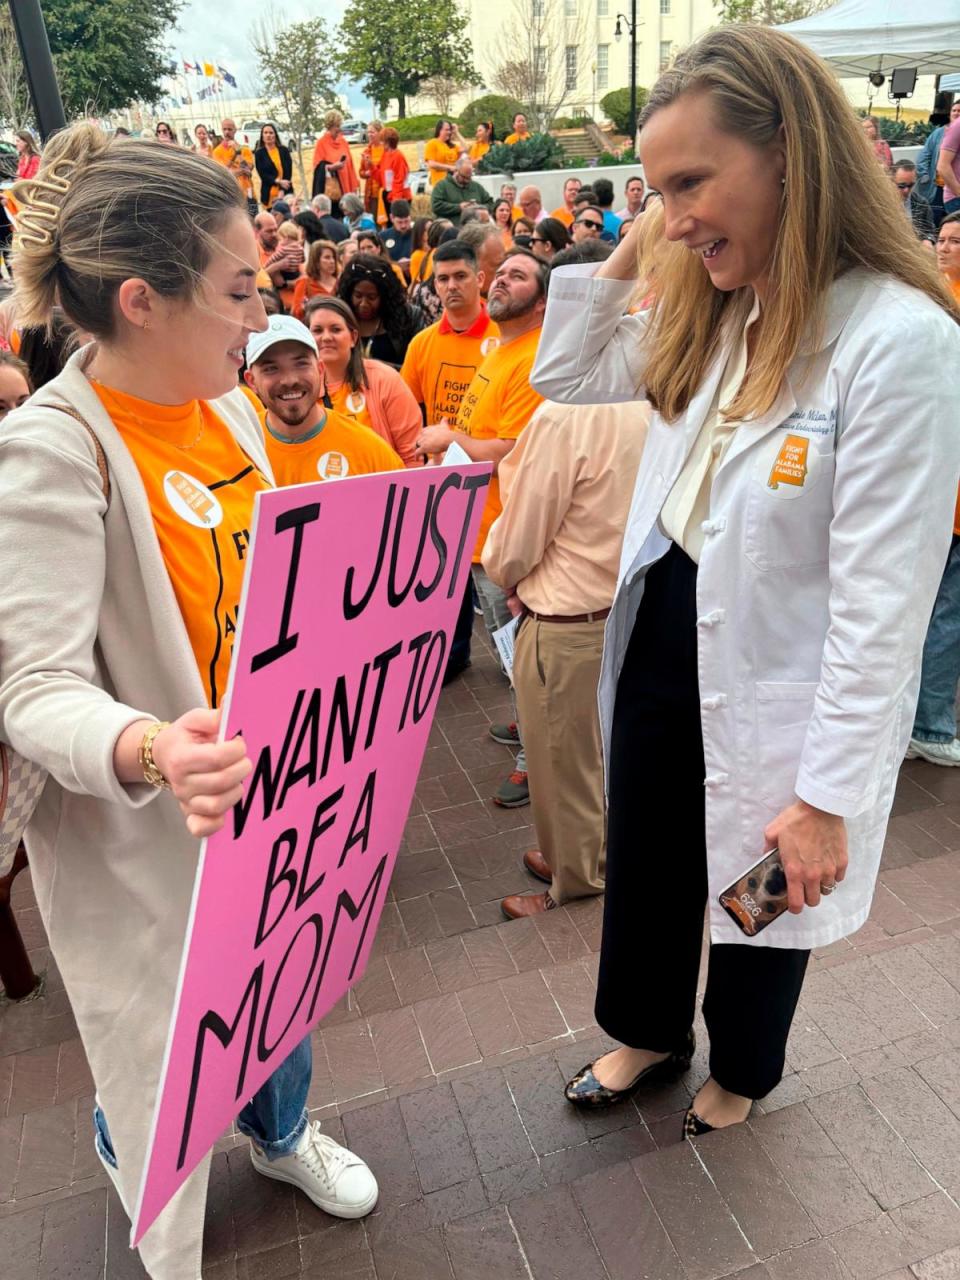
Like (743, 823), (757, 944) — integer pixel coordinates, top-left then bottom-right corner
(0, 744), (47, 877)
(0, 402), (109, 878)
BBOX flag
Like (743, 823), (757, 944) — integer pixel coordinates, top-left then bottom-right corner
(195, 57), (203, 74)
(203, 61), (216, 77)
(183, 59), (194, 74)
(218, 65), (237, 88)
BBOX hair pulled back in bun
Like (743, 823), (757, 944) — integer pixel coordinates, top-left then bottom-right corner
(13, 121), (245, 338)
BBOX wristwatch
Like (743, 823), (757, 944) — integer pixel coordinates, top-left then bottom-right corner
(138, 720), (171, 789)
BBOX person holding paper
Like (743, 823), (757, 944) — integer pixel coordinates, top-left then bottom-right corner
(531, 26), (960, 1137)
(244, 314), (404, 484)
(482, 398), (649, 917)
(0, 124), (379, 1280)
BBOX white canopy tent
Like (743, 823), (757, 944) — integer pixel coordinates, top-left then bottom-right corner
(778, 0), (960, 78)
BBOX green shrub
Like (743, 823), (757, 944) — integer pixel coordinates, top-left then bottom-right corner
(595, 148), (638, 165)
(382, 113), (455, 142)
(551, 113), (594, 129)
(476, 132), (567, 174)
(460, 94), (527, 141)
(600, 86), (649, 134)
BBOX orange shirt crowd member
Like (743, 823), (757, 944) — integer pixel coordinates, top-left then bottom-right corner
(504, 113), (532, 145)
(380, 129), (411, 204)
(550, 177), (582, 227)
(410, 250), (546, 561)
(291, 239), (339, 320)
(244, 315), (403, 486)
(424, 120), (461, 186)
(469, 122), (493, 164)
(360, 121), (385, 215)
(90, 381), (268, 708)
(212, 119), (255, 201)
(311, 110), (359, 200)
(306, 295), (422, 466)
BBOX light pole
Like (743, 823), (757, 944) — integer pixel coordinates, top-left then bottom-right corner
(614, 0), (641, 150)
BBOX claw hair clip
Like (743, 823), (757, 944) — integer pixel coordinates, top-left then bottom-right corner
(15, 160), (75, 248)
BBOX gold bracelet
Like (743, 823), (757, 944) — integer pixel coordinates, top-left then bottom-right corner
(138, 720), (171, 789)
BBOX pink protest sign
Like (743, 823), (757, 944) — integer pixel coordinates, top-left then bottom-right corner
(132, 462), (491, 1245)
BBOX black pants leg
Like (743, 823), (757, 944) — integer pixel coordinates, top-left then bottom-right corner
(445, 576), (474, 678)
(595, 543), (808, 1100)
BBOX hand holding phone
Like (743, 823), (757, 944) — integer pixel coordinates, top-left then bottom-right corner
(720, 848), (790, 937)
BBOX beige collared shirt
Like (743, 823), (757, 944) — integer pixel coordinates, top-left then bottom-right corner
(660, 294), (761, 563)
(482, 399), (649, 615)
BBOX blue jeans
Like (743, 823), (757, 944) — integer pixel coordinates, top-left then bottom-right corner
(913, 534), (960, 743)
(94, 1036), (312, 1169)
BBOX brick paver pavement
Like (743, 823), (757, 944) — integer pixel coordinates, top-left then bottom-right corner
(4, 629), (960, 1278)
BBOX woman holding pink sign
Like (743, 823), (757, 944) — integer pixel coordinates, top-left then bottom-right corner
(0, 124), (377, 1279)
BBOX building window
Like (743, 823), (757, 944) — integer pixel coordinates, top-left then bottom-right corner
(660, 0), (671, 12)
(565, 46), (578, 91)
(659, 40), (672, 69)
(597, 0), (609, 13)
(564, 0), (577, 13)
(597, 43), (609, 90)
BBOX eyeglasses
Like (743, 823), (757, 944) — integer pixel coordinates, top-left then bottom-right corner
(531, 237), (547, 245)
(896, 181), (915, 190)
(576, 219), (602, 230)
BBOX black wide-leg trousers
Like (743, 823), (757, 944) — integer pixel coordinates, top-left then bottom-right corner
(595, 543), (809, 1099)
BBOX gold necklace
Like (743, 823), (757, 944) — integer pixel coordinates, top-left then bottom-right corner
(93, 379), (207, 451)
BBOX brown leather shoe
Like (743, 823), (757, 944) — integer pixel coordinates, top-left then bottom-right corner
(501, 891), (557, 919)
(523, 849), (552, 884)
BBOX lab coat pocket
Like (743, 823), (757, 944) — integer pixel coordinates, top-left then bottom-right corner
(745, 438), (836, 572)
(754, 681), (818, 810)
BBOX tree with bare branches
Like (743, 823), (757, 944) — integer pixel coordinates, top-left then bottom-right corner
(490, 0), (593, 130)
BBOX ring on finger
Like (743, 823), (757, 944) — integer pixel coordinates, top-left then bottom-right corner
(820, 881), (836, 895)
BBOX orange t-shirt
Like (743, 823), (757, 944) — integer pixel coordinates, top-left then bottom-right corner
(400, 307), (500, 424)
(424, 138), (459, 185)
(549, 206), (575, 228)
(212, 141), (255, 198)
(469, 141), (490, 163)
(291, 276), (335, 320)
(325, 380), (377, 434)
(504, 132), (531, 145)
(455, 325), (543, 560)
(260, 405), (403, 486)
(92, 383), (269, 708)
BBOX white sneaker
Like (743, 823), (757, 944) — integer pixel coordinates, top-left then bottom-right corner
(905, 738), (960, 767)
(249, 1120), (378, 1219)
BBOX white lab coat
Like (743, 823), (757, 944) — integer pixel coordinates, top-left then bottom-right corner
(532, 265), (960, 949)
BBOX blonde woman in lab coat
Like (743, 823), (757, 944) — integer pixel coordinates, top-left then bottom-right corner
(533, 26), (960, 1138)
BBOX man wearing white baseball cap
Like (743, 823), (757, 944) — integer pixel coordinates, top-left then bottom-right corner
(245, 315), (403, 485)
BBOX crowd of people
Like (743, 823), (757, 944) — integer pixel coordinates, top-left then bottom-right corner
(1, 26), (960, 1280)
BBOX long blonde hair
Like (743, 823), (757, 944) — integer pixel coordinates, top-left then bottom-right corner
(637, 25), (958, 424)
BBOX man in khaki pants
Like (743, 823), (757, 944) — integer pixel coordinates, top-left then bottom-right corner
(483, 399), (649, 916)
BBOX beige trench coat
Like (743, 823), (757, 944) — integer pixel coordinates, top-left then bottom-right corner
(0, 347), (274, 1279)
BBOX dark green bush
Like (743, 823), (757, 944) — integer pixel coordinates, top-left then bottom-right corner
(460, 94), (527, 141)
(600, 86), (649, 133)
(476, 132), (567, 174)
(382, 114), (456, 142)
(551, 113), (594, 129)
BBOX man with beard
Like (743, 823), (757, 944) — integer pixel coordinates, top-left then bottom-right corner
(413, 249), (545, 808)
(245, 316), (403, 486)
(401, 239), (500, 684)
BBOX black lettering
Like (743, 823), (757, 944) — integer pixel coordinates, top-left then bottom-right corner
(297, 786), (345, 907)
(446, 474), (489, 598)
(177, 963), (263, 1170)
(251, 503), (320, 672)
(413, 631), (446, 722)
(231, 529), (251, 560)
(386, 483), (432, 608)
(254, 827), (298, 947)
(398, 631), (432, 731)
(415, 472), (460, 602)
(364, 643), (402, 748)
(233, 689), (305, 838)
(306, 854), (389, 1021)
(339, 770), (376, 867)
(277, 689), (321, 810)
(256, 913), (324, 1060)
(342, 484), (397, 620)
(320, 666), (369, 776)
